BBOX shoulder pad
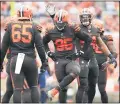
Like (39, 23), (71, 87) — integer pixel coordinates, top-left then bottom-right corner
(69, 23), (80, 32)
(106, 35), (113, 41)
(45, 23), (54, 35)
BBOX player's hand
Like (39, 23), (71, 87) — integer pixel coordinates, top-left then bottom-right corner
(78, 50), (84, 56)
(41, 60), (48, 73)
(76, 50), (85, 58)
(46, 3), (56, 16)
(109, 58), (117, 68)
(71, 50), (84, 59)
(47, 51), (57, 61)
(107, 63), (115, 74)
(108, 54), (117, 68)
(101, 61), (109, 71)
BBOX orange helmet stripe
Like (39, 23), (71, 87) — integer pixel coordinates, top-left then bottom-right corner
(54, 9), (68, 23)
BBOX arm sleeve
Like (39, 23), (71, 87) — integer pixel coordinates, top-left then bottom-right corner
(34, 27), (47, 64)
(43, 33), (51, 53)
(1, 25), (10, 64)
(76, 30), (92, 52)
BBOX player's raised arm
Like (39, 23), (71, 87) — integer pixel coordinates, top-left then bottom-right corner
(46, 3), (56, 19)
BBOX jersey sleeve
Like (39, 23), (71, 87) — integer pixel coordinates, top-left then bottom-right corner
(1, 24), (11, 65)
(33, 24), (47, 64)
(43, 29), (51, 53)
(4, 23), (8, 31)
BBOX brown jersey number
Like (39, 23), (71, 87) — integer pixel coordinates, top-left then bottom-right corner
(12, 24), (32, 43)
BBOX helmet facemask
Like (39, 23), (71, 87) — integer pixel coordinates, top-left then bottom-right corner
(54, 21), (67, 31)
(80, 14), (92, 26)
(54, 9), (68, 31)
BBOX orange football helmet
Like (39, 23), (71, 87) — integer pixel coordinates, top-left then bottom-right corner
(17, 5), (32, 19)
(54, 9), (69, 31)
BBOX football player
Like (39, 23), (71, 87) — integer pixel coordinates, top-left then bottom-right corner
(2, 16), (31, 103)
(76, 8), (117, 103)
(93, 19), (117, 103)
(43, 9), (92, 103)
(1, 5), (47, 103)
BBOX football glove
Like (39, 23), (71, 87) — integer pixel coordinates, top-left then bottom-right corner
(46, 3), (56, 17)
(108, 54), (117, 68)
(47, 51), (57, 61)
(41, 60), (48, 73)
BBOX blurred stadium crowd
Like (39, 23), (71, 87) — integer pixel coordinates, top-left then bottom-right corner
(1, 1), (119, 103)
(1, 2), (119, 32)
